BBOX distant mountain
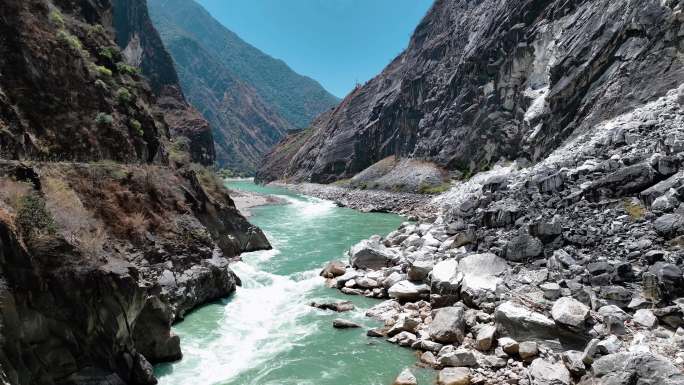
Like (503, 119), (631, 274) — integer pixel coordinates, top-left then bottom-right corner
(147, 0), (339, 173)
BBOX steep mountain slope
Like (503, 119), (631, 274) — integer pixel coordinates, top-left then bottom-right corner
(148, 0), (339, 173)
(0, 0), (269, 384)
(257, 0), (684, 183)
(112, 0), (215, 166)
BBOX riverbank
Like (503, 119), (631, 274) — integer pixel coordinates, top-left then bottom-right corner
(227, 179), (287, 217)
(269, 182), (437, 220)
(317, 89), (684, 385)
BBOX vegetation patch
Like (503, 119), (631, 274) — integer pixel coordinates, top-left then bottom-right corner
(624, 198), (645, 220)
(95, 112), (113, 127)
(16, 194), (56, 239)
(418, 182), (452, 195)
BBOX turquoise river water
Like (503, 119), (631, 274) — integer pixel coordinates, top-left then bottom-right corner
(155, 180), (436, 385)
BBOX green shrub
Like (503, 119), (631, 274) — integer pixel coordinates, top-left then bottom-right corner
(94, 79), (108, 90)
(95, 112), (113, 127)
(418, 182), (452, 195)
(116, 62), (139, 75)
(88, 24), (106, 37)
(130, 119), (143, 136)
(57, 30), (82, 52)
(16, 195), (56, 239)
(98, 47), (117, 61)
(116, 87), (133, 105)
(94, 65), (112, 78)
(49, 10), (64, 27)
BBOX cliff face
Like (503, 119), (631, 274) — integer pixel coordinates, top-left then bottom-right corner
(112, 0), (215, 166)
(257, 0), (684, 183)
(0, 1), (269, 384)
(147, 0), (339, 173)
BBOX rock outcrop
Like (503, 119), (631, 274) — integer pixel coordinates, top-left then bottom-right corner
(258, 0), (684, 184)
(0, 1), (269, 384)
(318, 83), (684, 383)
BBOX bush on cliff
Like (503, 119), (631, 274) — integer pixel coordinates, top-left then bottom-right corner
(16, 194), (56, 239)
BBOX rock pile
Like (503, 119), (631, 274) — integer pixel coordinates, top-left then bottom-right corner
(323, 87), (684, 385)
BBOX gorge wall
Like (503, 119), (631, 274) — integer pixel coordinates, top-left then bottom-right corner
(257, 0), (684, 184)
(0, 0), (269, 384)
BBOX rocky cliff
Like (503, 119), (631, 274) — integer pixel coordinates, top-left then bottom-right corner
(0, 1), (269, 384)
(257, 0), (684, 184)
(147, 0), (339, 174)
(112, 0), (215, 166)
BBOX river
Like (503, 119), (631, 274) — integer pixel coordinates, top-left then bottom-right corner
(154, 180), (435, 385)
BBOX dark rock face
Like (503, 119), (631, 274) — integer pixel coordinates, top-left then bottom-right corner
(258, 0), (684, 183)
(113, 0), (215, 166)
(147, 0), (339, 173)
(0, 1), (270, 384)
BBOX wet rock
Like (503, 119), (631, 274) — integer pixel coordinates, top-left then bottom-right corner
(551, 297), (590, 328)
(392, 368), (417, 385)
(437, 367), (470, 385)
(367, 328), (386, 337)
(320, 260), (346, 278)
(349, 237), (396, 270)
(429, 306), (466, 343)
(388, 280), (430, 302)
(332, 319), (361, 329)
(310, 301), (355, 312)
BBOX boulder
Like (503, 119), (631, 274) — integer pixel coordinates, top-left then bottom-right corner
(332, 319), (361, 329)
(518, 341), (538, 360)
(430, 259), (462, 306)
(654, 214), (684, 238)
(498, 337), (519, 355)
(495, 302), (557, 342)
(562, 350), (586, 376)
(551, 297), (590, 328)
(588, 352), (684, 384)
(366, 300), (402, 322)
(429, 306), (466, 343)
(310, 301), (355, 312)
(458, 253), (508, 307)
(349, 238), (395, 270)
(393, 368), (417, 385)
(408, 260), (434, 281)
(475, 325), (496, 351)
(388, 280), (430, 302)
(633, 309), (657, 329)
(505, 233), (543, 261)
(320, 260), (346, 278)
(529, 358), (571, 385)
(437, 367), (470, 385)
(439, 348), (477, 367)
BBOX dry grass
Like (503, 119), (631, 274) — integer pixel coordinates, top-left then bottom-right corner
(42, 176), (106, 256)
(623, 198), (646, 220)
(0, 178), (33, 211)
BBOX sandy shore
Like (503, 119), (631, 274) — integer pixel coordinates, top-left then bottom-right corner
(229, 188), (286, 217)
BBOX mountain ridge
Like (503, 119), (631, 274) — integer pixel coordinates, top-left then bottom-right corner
(148, 0), (339, 173)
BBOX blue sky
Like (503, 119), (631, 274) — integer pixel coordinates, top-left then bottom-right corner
(195, 0), (434, 98)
